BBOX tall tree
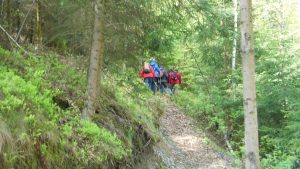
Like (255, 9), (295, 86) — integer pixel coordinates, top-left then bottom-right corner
(81, 0), (105, 119)
(240, 0), (260, 168)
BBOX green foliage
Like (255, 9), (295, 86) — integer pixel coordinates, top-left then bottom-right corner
(252, 1), (300, 166)
(0, 47), (160, 168)
(78, 120), (128, 160)
(170, 0), (300, 168)
(1, 0), (299, 167)
(0, 65), (59, 168)
(0, 66), (57, 135)
(102, 66), (163, 141)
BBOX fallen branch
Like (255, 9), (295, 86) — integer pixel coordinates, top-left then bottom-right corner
(0, 24), (28, 54)
(143, 138), (152, 148)
(224, 129), (235, 155)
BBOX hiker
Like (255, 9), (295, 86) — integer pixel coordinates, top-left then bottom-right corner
(139, 61), (155, 93)
(149, 57), (160, 92)
(168, 69), (182, 95)
(158, 66), (168, 94)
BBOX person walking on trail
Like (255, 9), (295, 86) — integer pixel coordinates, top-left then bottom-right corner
(168, 69), (182, 95)
(158, 66), (168, 94)
(149, 57), (160, 92)
(139, 61), (155, 94)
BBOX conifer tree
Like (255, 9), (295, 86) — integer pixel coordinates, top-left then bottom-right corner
(240, 0), (260, 168)
(82, 0), (105, 119)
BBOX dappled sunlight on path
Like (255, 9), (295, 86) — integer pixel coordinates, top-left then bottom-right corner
(154, 99), (233, 169)
(171, 135), (200, 152)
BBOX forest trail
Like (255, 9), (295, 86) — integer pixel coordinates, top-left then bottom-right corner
(154, 99), (233, 169)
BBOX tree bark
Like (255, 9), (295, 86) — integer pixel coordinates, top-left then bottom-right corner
(1, 0), (4, 16)
(35, 0), (42, 47)
(221, 18), (228, 70)
(81, 0), (105, 119)
(232, 0), (238, 100)
(16, 0), (21, 35)
(240, 0), (260, 168)
(6, 0), (10, 30)
(232, 0), (238, 70)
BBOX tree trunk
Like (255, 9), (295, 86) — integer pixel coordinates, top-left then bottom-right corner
(28, 11), (34, 43)
(232, 0), (238, 100)
(1, 0), (4, 17)
(232, 0), (238, 70)
(81, 0), (105, 119)
(6, 0), (11, 33)
(221, 18), (228, 70)
(35, 0), (42, 47)
(16, 0), (21, 34)
(240, 0), (260, 168)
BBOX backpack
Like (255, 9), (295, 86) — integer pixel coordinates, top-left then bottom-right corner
(154, 66), (161, 77)
(143, 63), (151, 74)
(150, 66), (160, 77)
(172, 71), (178, 81)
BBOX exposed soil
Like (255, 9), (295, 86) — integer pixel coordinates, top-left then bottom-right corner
(154, 99), (233, 169)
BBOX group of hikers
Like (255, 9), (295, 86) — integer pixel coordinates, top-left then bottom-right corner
(139, 58), (182, 95)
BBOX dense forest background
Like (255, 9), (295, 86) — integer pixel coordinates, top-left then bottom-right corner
(0, 0), (299, 168)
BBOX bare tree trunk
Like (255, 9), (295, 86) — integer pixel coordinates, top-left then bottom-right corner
(35, 0), (42, 47)
(16, 0), (21, 35)
(82, 0), (105, 119)
(221, 1), (228, 71)
(5, 0), (11, 35)
(1, 0), (4, 16)
(240, 0), (260, 168)
(28, 11), (34, 43)
(6, 0), (10, 28)
(224, 46), (228, 69)
(232, 0), (238, 71)
(232, 0), (238, 100)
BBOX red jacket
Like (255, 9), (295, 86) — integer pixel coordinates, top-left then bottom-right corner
(168, 71), (182, 84)
(139, 67), (155, 79)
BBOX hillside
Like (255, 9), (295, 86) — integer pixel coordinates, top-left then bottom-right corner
(0, 48), (164, 168)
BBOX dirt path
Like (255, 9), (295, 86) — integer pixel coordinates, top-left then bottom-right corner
(154, 100), (233, 169)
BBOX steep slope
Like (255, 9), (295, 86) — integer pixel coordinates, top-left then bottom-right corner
(0, 48), (163, 169)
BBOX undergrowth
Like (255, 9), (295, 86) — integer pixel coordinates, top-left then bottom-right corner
(0, 47), (162, 169)
(172, 61), (300, 169)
